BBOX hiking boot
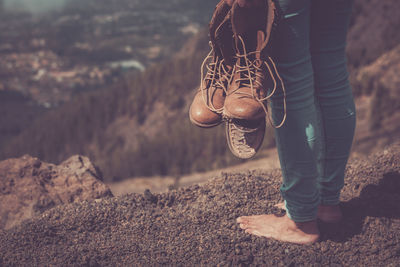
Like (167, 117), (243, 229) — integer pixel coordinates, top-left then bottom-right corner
(189, 0), (235, 128)
(189, 51), (230, 128)
(224, 0), (278, 120)
(226, 117), (266, 159)
(189, 0), (231, 128)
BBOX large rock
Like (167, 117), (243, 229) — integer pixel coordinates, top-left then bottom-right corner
(348, 0), (400, 95)
(0, 155), (113, 230)
(348, 0), (400, 70)
(356, 44), (400, 131)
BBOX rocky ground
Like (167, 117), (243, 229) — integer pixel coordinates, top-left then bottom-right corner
(1, 144), (399, 266)
(108, 147), (281, 195)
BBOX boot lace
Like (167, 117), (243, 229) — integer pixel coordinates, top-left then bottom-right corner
(200, 42), (232, 114)
(230, 35), (287, 128)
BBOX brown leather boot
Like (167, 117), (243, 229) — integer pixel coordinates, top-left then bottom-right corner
(224, 0), (279, 120)
(189, 0), (235, 128)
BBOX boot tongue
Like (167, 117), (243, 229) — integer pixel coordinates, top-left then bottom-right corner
(231, 2), (268, 57)
(255, 31), (266, 59)
(234, 30), (264, 61)
(209, 1), (231, 59)
(262, 0), (277, 51)
(215, 14), (235, 67)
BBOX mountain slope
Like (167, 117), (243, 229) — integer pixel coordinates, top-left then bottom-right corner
(1, 144), (399, 265)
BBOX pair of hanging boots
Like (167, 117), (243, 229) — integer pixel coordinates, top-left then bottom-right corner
(189, 0), (286, 159)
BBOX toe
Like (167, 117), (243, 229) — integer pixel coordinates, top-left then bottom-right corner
(274, 202), (286, 210)
(239, 223), (248, 230)
(245, 229), (263, 237)
(244, 228), (252, 234)
(236, 217), (249, 223)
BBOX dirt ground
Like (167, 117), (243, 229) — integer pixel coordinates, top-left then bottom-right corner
(108, 148), (280, 195)
(1, 145), (399, 266)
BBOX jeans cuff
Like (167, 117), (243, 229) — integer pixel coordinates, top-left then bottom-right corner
(284, 200), (318, 222)
(320, 192), (340, 205)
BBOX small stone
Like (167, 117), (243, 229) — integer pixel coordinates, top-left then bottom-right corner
(33, 159), (42, 169)
(144, 189), (157, 204)
(320, 243), (329, 253)
(234, 244), (242, 255)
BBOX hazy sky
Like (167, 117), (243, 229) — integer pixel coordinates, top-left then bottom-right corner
(4, 0), (67, 14)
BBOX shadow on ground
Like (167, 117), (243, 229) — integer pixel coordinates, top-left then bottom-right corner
(321, 171), (400, 242)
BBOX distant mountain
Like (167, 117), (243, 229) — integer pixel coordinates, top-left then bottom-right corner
(0, 0), (220, 144)
(1, 0), (218, 66)
(0, 0), (219, 107)
(3, 0), (66, 14)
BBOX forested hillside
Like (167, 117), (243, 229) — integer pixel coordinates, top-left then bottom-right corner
(0, 31), (250, 181)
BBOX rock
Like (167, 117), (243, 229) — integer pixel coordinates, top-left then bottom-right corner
(0, 155), (113, 230)
(348, 0), (400, 95)
(354, 44), (400, 130)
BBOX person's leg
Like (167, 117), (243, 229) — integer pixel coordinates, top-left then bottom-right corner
(272, 0), (356, 223)
(310, 0), (356, 214)
(270, 0), (321, 223)
(237, 0), (321, 244)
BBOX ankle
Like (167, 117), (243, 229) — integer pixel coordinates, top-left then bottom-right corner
(295, 219), (318, 231)
(317, 204), (343, 223)
(287, 216), (320, 244)
(285, 216), (318, 232)
(318, 204), (341, 213)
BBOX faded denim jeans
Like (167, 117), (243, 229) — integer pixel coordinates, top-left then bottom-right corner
(270, 0), (356, 222)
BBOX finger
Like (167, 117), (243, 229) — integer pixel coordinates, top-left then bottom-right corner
(225, 0), (235, 6)
(237, 0), (257, 8)
(237, 0), (264, 8)
(237, 0), (249, 8)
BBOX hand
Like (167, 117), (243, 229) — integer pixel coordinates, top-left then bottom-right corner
(225, 0), (264, 8)
(225, 0), (235, 6)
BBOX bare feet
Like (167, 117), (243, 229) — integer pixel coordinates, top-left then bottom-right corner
(236, 214), (319, 244)
(274, 202), (343, 223)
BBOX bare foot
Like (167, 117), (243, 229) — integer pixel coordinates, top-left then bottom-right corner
(274, 202), (285, 210)
(274, 202), (343, 223)
(317, 205), (342, 223)
(236, 214), (319, 244)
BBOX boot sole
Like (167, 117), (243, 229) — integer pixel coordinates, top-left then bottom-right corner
(189, 109), (223, 128)
(225, 118), (265, 159)
(223, 108), (265, 121)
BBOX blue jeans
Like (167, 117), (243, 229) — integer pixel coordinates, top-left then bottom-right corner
(270, 0), (356, 222)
